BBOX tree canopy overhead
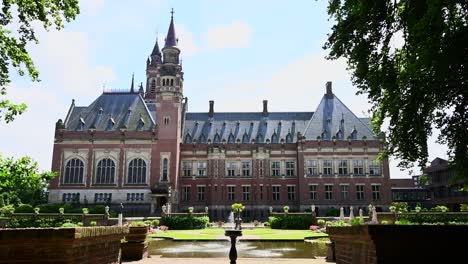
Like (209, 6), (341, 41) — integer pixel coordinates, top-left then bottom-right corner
(0, 0), (80, 123)
(324, 0), (467, 180)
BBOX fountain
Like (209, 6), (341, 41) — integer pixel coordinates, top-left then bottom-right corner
(225, 203), (244, 264)
(228, 211), (234, 224)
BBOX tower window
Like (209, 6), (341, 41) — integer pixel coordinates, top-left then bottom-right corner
(170, 79), (174, 86)
(164, 116), (170, 125)
(151, 79), (156, 93)
(162, 158), (169, 181)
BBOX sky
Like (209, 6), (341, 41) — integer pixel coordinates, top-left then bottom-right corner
(0, 0), (448, 178)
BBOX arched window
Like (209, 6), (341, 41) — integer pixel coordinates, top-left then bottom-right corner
(271, 132), (278, 144)
(127, 158), (146, 184)
(63, 158), (84, 184)
(162, 158), (169, 181)
(170, 79), (174, 86)
(95, 158), (115, 184)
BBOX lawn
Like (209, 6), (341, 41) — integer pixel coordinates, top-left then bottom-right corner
(148, 228), (327, 240)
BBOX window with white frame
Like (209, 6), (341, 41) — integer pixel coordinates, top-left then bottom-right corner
(242, 186), (250, 201)
(356, 185), (365, 200)
(95, 193), (112, 203)
(271, 161), (280, 176)
(286, 161), (295, 176)
(287, 185), (296, 201)
(259, 160), (264, 176)
(338, 160), (348, 175)
(241, 161), (251, 177)
(309, 185), (317, 200)
(323, 160), (333, 175)
(369, 161), (381, 176)
(126, 193), (144, 201)
(197, 186), (205, 201)
(372, 185), (381, 201)
(182, 162), (192, 177)
(162, 158), (169, 181)
(306, 160), (318, 176)
(340, 185), (349, 200)
(227, 162), (237, 177)
(272, 185), (280, 201)
(353, 160), (365, 175)
(63, 158), (84, 184)
(197, 162), (207, 177)
(325, 185), (333, 200)
(127, 158), (146, 184)
(183, 186), (190, 201)
(95, 158), (116, 184)
(228, 186), (236, 201)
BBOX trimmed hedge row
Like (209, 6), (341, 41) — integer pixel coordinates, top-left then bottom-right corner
(268, 214), (316, 229)
(160, 215), (210, 230)
(397, 213), (468, 224)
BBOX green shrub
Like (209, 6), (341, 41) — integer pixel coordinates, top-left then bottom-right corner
(37, 203), (72, 213)
(144, 220), (152, 226)
(160, 216), (210, 230)
(461, 204), (468, 212)
(389, 202), (408, 213)
(398, 213), (468, 224)
(431, 205), (449, 212)
(90, 205), (107, 214)
(0, 205), (15, 216)
(151, 219), (160, 227)
(395, 219), (413, 225)
(317, 219), (326, 227)
(325, 207), (340, 217)
(61, 222), (79, 228)
(350, 218), (363, 226)
(130, 221), (147, 227)
(15, 204), (34, 213)
(381, 220), (390, 225)
(90, 221), (97, 226)
(330, 220), (348, 227)
(268, 214), (315, 229)
(263, 222), (270, 227)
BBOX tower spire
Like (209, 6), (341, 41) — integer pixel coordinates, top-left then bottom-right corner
(164, 8), (177, 48)
(130, 73), (135, 93)
(151, 36), (161, 57)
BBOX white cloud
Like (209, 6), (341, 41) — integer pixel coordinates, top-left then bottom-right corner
(176, 24), (199, 57)
(80, 0), (105, 16)
(205, 22), (252, 49)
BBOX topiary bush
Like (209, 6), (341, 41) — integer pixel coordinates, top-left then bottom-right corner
(160, 215), (209, 230)
(268, 214), (315, 229)
(15, 204), (34, 213)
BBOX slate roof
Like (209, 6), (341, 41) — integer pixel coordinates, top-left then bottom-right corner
(164, 14), (177, 48)
(64, 93), (155, 131)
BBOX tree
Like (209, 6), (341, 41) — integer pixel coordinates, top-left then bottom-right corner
(0, 155), (56, 205)
(324, 0), (467, 183)
(0, 0), (80, 123)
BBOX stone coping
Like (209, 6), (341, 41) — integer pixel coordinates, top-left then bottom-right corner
(0, 226), (129, 240)
(327, 224), (468, 236)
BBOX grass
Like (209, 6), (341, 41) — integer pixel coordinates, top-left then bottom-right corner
(148, 228), (328, 240)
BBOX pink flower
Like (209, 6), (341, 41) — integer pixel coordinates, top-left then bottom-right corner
(309, 225), (319, 231)
(159, 225), (169, 231)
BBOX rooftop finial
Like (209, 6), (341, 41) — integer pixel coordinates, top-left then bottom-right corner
(164, 8), (177, 48)
(130, 73), (135, 93)
(171, 8), (174, 18)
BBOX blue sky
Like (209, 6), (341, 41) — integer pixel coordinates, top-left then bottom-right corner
(0, 0), (447, 177)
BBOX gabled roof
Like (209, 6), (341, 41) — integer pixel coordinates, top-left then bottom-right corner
(63, 93), (155, 132)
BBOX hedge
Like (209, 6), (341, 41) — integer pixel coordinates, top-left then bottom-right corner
(160, 215), (210, 230)
(397, 213), (468, 224)
(268, 214), (316, 229)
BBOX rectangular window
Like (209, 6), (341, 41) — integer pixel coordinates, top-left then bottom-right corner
(182, 162), (192, 177)
(63, 193), (80, 202)
(228, 186), (235, 201)
(338, 160), (348, 175)
(182, 186), (190, 201)
(369, 161), (381, 176)
(353, 160), (365, 175)
(309, 185), (317, 200)
(272, 186), (280, 201)
(356, 185), (365, 200)
(306, 160), (318, 176)
(197, 186), (205, 201)
(197, 162), (207, 177)
(227, 162), (237, 177)
(241, 162), (251, 177)
(126, 193), (144, 201)
(286, 161), (295, 176)
(287, 185), (296, 201)
(259, 160), (264, 176)
(260, 185), (263, 200)
(372, 185), (380, 201)
(340, 185), (349, 200)
(271, 161), (280, 176)
(323, 160), (333, 175)
(95, 193), (112, 203)
(325, 185), (333, 200)
(242, 186), (250, 201)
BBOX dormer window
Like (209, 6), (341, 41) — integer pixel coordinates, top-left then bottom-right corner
(78, 117), (85, 131)
(137, 117), (145, 130)
(285, 133), (293, 143)
(107, 117), (115, 130)
(184, 133), (192, 143)
(228, 133), (235, 144)
(351, 127), (358, 140)
(242, 132), (249, 144)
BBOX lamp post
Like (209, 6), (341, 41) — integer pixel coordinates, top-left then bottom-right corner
(168, 188), (172, 214)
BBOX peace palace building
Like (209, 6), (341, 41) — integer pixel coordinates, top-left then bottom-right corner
(48, 14), (391, 219)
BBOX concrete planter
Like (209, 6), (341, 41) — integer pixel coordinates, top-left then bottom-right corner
(327, 225), (468, 263)
(0, 226), (128, 263)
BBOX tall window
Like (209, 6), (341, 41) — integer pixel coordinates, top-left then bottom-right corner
(309, 185), (317, 200)
(340, 185), (349, 200)
(325, 185), (333, 200)
(323, 160), (333, 175)
(183, 186), (191, 201)
(64, 158), (84, 184)
(286, 161), (295, 176)
(306, 160), (318, 176)
(182, 162), (192, 177)
(241, 162), (251, 177)
(338, 160), (348, 175)
(271, 161), (280, 176)
(260, 185), (264, 200)
(242, 186), (250, 201)
(356, 185), (365, 200)
(227, 162), (237, 177)
(369, 161), (381, 176)
(197, 186), (205, 201)
(127, 158), (146, 184)
(272, 186), (280, 201)
(197, 162), (207, 176)
(162, 158), (169, 181)
(372, 185), (381, 201)
(259, 160), (264, 176)
(353, 160), (365, 175)
(287, 185), (296, 201)
(95, 158), (115, 184)
(228, 186), (236, 201)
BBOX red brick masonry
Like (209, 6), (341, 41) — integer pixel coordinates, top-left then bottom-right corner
(0, 227), (129, 264)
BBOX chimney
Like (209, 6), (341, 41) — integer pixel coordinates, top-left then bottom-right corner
(262, 100), (269, 117)
(208, 100), (214, 118)
(326, 81), (333, 98)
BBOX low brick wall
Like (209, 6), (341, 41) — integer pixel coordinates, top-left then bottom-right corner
(0, 226), (129, 263)
(328, 225), (468, 264)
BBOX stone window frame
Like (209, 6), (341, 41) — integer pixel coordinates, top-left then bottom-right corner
(94, 157), (117, 185)
(323, 160), (333, 176)
(287, 185), (296, 201)
(340, 184), (349, 201)
(353, 160), (365, 176)
(182, 161), (193, 177)
(197, 161), (208, 177)
(371, 184), (381, 201)
(226, 161), (237, 177)
(126, 193), (145, 202)
(60, 149), (89, 187)
(125, 157), (149, 185)
(369, 160), (382, 176)
(271, 160), (281, 177)
(272, 185), (281, 201)
(94, 192), (112, 203)
(308, 184), (318, 200)
(160, 153), (171, 182)
(124, 149), (151, 186)
(182, 185), (191, 201)
(241, 161), (252, 177)
(62, 157), (86, 185)
(285, 161), (296, 177)
(305, 159), (319, 177)
(92, 149), (119, 186)
(338, 160), (349, 175)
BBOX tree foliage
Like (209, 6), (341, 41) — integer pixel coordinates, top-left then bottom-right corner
(324, 0), (468, 181)
(0, 155), (56, 205)
(0, 0), (80, 123)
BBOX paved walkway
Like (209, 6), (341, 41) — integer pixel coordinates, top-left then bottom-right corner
(127, 256), (330, 263)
